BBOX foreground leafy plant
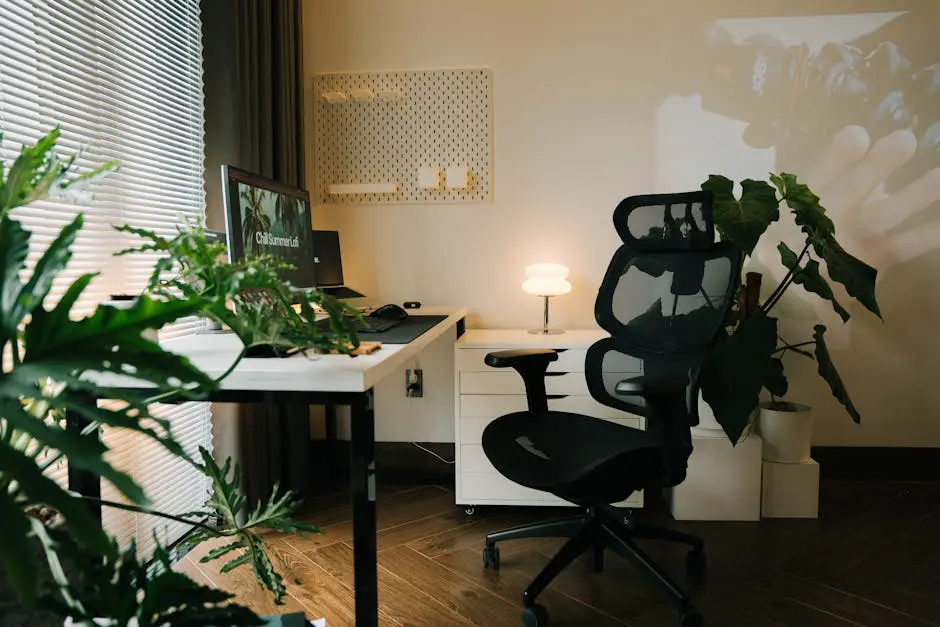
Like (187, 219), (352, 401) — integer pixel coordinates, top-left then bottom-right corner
(698, 172), (881, 443)
(1, 127), (337, 622)
(116, 221), (362, 357)
(36, 527), (264, 627)
(1, 130), (216, 604)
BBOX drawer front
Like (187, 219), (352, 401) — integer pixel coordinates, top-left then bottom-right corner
(460, 471), (564, 503)
(459, 371), (588, 396)
(456, 348), (588, 373)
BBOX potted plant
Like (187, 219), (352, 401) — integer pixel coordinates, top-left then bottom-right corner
(0, 128), (358, 624)
(697, 172), (881, 461)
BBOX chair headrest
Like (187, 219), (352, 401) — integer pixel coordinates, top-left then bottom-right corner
(612, 190), (715, 252)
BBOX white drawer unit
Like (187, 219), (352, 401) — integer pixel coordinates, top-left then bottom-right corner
(454, 329), (645, 511)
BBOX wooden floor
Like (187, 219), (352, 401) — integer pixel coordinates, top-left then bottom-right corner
(177, 480), (940, 626)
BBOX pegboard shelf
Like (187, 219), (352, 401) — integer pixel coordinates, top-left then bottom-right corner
(313, 67), (493, 204)
(328, 183), (398, 195)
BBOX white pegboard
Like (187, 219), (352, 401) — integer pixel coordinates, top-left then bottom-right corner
(313, 67), (492, 204)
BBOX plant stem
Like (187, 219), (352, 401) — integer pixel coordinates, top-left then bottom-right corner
(74, 495), (225, 536)
(772, 340), (816, 355)
(761, 242), (811, 314)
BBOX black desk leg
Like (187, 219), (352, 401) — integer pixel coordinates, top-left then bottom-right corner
(65, 405), (102, 522)
(350, 389), (378, 627)
(325, 404), (339, 481)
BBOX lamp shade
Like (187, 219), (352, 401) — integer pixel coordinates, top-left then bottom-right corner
(522, 263), (571, 296)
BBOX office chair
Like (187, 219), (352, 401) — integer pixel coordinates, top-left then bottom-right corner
(480, 191), (741, 627)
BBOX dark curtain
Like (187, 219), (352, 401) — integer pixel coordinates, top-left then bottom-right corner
(233, 0), (306, 188)
(201, 0), (311, 506)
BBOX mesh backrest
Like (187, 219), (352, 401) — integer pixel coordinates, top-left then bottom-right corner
(587, 190), (740, 425)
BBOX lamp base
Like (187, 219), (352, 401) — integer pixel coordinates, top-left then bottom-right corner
(527, 328), (565, 335)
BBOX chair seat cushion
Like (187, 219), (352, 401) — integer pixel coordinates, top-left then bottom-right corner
(481, 411), (663, 504)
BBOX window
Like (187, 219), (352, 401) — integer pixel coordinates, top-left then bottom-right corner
(1, 0), (210, 557)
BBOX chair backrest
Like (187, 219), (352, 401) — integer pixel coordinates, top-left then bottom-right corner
(585, 190), (740, 486)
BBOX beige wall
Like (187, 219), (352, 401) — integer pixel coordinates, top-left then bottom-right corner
(302, 0), (940, 447)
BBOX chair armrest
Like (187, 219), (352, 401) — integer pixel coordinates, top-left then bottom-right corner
(484, 348), (559, 368)
(615, 375), (687, 398)
(484, 349), (559, 413)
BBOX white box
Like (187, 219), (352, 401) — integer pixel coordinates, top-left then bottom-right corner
(445, 165), (468, 188)
(667, 433), (763, 521)
(761, 458), (819, 519)
(418, 166), (440, 189)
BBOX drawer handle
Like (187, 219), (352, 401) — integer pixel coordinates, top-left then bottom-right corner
(547, 395), (568, 400)
(545, 372), (567, 378)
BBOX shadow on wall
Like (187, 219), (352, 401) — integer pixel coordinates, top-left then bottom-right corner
(652, 4), (940, 444)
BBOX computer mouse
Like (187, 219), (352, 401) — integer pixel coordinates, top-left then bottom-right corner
(369, 303), (409, 320)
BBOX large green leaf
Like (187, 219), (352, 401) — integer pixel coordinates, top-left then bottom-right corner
(190, 447), (319, 603)
(814, 324), (861, 423)
(0, 397), (140, 499)
(765, 356), (788, 398)
(778, 242), (850, 322)
(771, 172), (881, 319)
(700, 311), (778, 444)
(22, 292), (216, 394)
(0, 127), (116, 214)
(0, 489), (37, 604)
(701, 174), (779, 256)
(770, 172), (834, 236)
(0, 214), (30, 345)
(37, 531), (263, 626)
(812, 236), (881, 320)
(20, 213), (82, 314)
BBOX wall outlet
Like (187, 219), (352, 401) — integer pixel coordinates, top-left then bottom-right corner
(406, 368), (423, 397)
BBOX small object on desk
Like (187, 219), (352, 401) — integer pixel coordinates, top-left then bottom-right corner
(403, 301), (421, 309)
(320, 340), (382, 355)
(370, 303), (409, 320)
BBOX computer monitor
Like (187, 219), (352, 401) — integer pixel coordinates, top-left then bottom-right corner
(221, 165), (316, 289)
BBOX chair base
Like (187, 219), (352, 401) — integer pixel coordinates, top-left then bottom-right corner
(484, 506), (705, 626)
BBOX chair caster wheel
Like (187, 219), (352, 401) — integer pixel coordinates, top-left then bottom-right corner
(686, 549), (706, 576)
(483, 545), (500, 570)
(679, 606), (703, 627)
(464, 505), (476, 516)
(522, 603), (549, 626)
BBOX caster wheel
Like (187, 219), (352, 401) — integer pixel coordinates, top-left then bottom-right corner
(483, 545), (500, 570)
(679, 607), (703, 627)
(686, 549), (706, 577)
(464, 505), (476, 516)
(522, 603), (549, 627)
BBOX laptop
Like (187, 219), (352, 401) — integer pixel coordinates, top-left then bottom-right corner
(311, 230), (366, 300)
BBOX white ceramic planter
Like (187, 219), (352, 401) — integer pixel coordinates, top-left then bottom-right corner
(756, 402), (813, 463)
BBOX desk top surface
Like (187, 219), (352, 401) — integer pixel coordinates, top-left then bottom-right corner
(92, 306), (466, 394)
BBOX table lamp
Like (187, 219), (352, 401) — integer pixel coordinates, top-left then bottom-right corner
(522, 263), (571, 335)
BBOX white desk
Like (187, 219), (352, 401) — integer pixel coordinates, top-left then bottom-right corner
(68, 306), (467, 627)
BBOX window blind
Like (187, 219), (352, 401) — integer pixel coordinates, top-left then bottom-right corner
(1, 0), (211, 558)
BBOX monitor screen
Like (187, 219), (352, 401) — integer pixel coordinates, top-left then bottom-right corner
(221, 165), (316, 289)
